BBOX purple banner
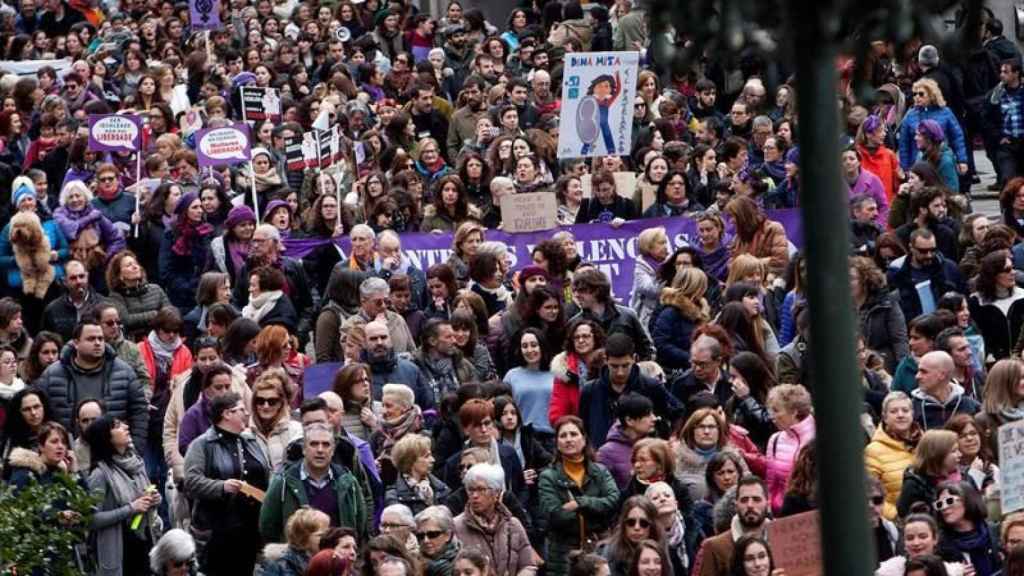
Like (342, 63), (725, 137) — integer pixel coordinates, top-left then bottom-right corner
(195, 123), (251, 168)
(88, 114), (142, 152)
(189, 0), (221, 30)
(282, 210), (804, 302)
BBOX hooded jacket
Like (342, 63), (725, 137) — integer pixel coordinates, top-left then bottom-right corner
(765, 414), (816, 514)
(864, 426), (915, 520)
(595, 423), (639, 490)
(37, 343), (148, 450)
(911, 383), (980, 431)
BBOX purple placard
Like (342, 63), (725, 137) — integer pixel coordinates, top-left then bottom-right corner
(88, 114), (142, 152)
(189, 0), (221, 30)
(195, 123), (251, 168)
(282, 210), (805, 302)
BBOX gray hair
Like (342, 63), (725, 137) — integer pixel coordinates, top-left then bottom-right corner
(691, 334), (721, 360)
(752, 115), (773, 130)
(476, 240), (508, 260)
(415, 505), (454, 532)
(59, 179), (94, 206)
(881, 391), (911, 416)
(377, 229), (401, 248)
(464, 463), (505, 492)
(382, 383), (415, 409)
(254, 223), (281, 244)
(304, 422), (335, 444)
(350, 223), (375, 240)
(149, 529), (196, 573)
(382, 504), (416, 527)
(360, 277), (390, 299)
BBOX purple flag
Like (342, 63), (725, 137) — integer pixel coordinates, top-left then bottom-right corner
(88, 114), (142, 152)
(282, 210), (805, 303)
(189, 0), (221, 31)
(195, 123), (251, 168)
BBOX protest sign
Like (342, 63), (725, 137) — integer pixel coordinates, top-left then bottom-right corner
(500, 192), (559, 233)
(189, 0), (221, 30)
(195, 123), (251, 168)
(767, 510), (822, 576)
(304, 362), (343, 398)
(283, 209), (803, 302)
(1000, 419), (1024, 514)
(284, 135), (305, 171)
(557, 51), (640, 159)
(239, 86), (281, 122)
(88, 114), (142, 152)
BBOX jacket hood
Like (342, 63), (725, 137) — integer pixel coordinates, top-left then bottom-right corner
(551, 351), (575, 382)
(8, 446), (45, 475)
(911, 382), (966, 406)
(59, 342), (118, 373)
(260, 543), (291, 563)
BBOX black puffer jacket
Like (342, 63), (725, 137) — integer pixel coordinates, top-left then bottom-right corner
(37, 343), (148, 450)
(859, 290), (909, 374)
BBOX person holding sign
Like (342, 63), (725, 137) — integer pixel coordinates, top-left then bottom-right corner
(233, 148), (286, 211)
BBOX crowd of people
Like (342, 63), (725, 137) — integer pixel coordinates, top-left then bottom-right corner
(2, 0), (1024, 576)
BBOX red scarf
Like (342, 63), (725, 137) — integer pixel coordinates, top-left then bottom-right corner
(172, 216), (214, 256)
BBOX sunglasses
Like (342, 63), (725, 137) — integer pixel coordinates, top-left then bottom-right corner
(934, 495), (961, 511)
(625, 517), (651, 529)
(913, 91), (927, 97)
(869, 495), (884, 506)
(416, 530), (445, 540)
(254, 397), (282, 407)
(98, 176), (117, 183)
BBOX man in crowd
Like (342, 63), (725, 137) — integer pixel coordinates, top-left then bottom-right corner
(670, 335), (733, 411)
(413, 319), (476, 407)
(912, 350), (980, 430)
(696, 476), (772, 576)
(357, 278), (415, 354)
(570, 268), (654, 361)
(888, 229), (966, 321)
(361, 320), (432, 408)
(42, 260), (110, 342)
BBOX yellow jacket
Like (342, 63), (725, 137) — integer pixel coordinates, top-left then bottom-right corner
(864, 426), (914, 520)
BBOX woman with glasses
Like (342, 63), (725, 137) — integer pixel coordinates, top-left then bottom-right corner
(538, 415), (620, 576)
(414, 505), (461, 576)
(549, 319), (606, 425)
(184, 392), (271, 576)
(596, 496), (663, 576)
(149, 529), (200, 576)
(384, 433), (450, 516)
(249, 368), (303, 471)
(934, 481), (1001, 576)
(864, 476), (900, 565)
(440, 399), (528, 502)
(371, 384), (424, 485)
(970, 249), (1024, 359)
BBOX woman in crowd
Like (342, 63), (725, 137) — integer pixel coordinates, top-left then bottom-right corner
(450, 310), (497, 383)
(597, 495), (664, 576)
(19, 331), (61, 385)
(779, 441), (817, 515)
(695, 212), (730, 282)
(729, 536), (778, 576)
(915, 119), (960, 193)
(976, 358), (1024, 462)
(333, 363), (380, 442)
(159, 191), (214, 312)
(242, 266), (298, 332)
(865, 391), (920, 520)
(421, 175), (478, 233)
(441, 399), (527, 502)
(725, 196), (789, 277)
(384, 433), (451, 516)
(0, 387), (50, 476)
(415, 505), (462, 576)
(53, 180), (125, 275)
(149, 529), (200, 576)
(256, 508), (331, 576)
(371, 383), (425, 483)
(315, 269), (368, 363)
(764, 384), (815, 514)
(206, 205), (257, 288)
(945, 414), (999, 492)
(851, 256), (908, 374)
(630, 227), (671, 329)
(549, 318), (606, 426)
(876, 513), (967, 576)
(424, 264), (458, 321)
(84, 414), (161, 576)
(446, 221), (484, 288)
(133, 181), (184, 276)
(651, 267), (710, 376)
(7, 421), (75, 489)
(725, 351), (776, 448)
(246, 325), (304, 407)
(722, 282), (780, 359)
(503, 328), (556, 439)
(674, 407), (746, 502)
(106, 250), (173, 342)
(693, 451), (746, 538)
(717, 302), (773, 369)
(538, 415), (621, 576)
(248, 368), (303, 471)
(494, 394), (553, 507)
(198, 179), (231, 232)
(183, 272), (233, 341)
(934, 481), (1001, 576)
(576, 169), (638, 225)
(184, 392), (271, 576)
(897, 429), (961, 517)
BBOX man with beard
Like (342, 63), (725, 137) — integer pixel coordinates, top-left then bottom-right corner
(42, 260), (111, 341)
(360, 320), (433, 410)
(413, 319), (476, 407)
(447, 78), (488, 160)
(231, 224), (313, 338)
(442, 24), (474, 81)
(408, 82), (451, 161)
(472, 54), (499, 85)
(695, 476), (772, 576)
(888, 228), (966, 321)
(894, 187), (958, 261)
(531, 70), (559, 116)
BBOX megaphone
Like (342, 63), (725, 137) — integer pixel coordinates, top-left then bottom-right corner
(335, 26), (351, 43)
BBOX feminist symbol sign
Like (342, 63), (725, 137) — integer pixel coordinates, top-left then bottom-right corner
(190, 0), (221, 30)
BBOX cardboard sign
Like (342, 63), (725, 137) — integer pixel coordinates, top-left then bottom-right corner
(1000, 420), (1024, 514)
(557, 51), (640, 159)
(239, 482), (265, 502)
(239, 86), (281, 122)
(500, 192), (558, 233)
(767, 511), (822, 576)
(580, 171), (638, 200)
(88, 114), (142, 152)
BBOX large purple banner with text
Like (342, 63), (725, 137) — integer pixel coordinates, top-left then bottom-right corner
(283, 210), (803, 302)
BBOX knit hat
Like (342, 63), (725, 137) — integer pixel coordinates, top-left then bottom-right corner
(916, 119), (945, 143)
(785, 147), (800, 166)
(10, 176), (35, 208)
(224, 204), (256, 229)
(262, 199), (291, 222)
(519, 265), (549, 284)
(174, 191), (199, 215)
(251, 147), (272, 161)
(918, 45), (940, 68)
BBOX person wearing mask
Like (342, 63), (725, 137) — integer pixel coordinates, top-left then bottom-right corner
(693, 476), (772, 576)
(183, 392), (271, 576)
(37, 318), (148, 451)
(912, 351), (981, 431)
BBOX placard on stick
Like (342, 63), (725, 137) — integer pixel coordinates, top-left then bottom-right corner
(999, 419), (1024, 514)
(500, 192), (558, 233)
(767, 510), (822, 576)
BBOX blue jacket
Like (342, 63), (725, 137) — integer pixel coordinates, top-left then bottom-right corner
(579, 365), (684, 449)
(650, 302), (701, 373)
(898, 105), (968, 169)
(91, 191), (137, 227)
(0, 217), (68, 290)
(887, 254), (966, 322)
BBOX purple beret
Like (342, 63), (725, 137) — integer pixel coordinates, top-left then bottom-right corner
(916, 119), (945, 143)
(174, 191), (199, 215)
(224, 204), (256, 229)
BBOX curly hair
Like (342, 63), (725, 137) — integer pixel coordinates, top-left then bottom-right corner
(976, 249), (1013, 302)
(849, 255), (887, 296)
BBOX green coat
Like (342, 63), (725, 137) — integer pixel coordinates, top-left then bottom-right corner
(537, 461), (620, 576)
(258, 460), (368, 543)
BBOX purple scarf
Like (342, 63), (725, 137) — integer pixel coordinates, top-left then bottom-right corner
(227, 239), (249, 272)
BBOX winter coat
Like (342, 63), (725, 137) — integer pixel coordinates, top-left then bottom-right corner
(857, 143), (901, 205)
(254, 544), (309, 576)
(595, 424), (639, 489)
(453, 505), (537, 576)
(441, 443), (529, 509)
(730, 219), (790, 277)
(859, 290), (909, 375)
(765, 414), (816, 514)
(363, 350), (434, 410)
(183, 426), (271, 533)
(137, 339), (192, 390)
(549, 352), (593, 426)
(864, 426), (915, 520)
(52, 204), (125, 249)
(898, 105), (969, 169)
(87, 453), (159, 576)
(37, 343), (148, 450)
(253, 295), (299, 333)
(259, 459), (368, 543)
(419, 204), (482, 234)
(650, 292), (706, 374)
(887, 254), (967, 322)
(384, 473), (452, 516)
(939, 523), (1002, 576)
(158, 229), (212, 311)
(628, 256), (661, 329)
(251, 417), (304, 473)
(579, 366), (684, 450)
(41, 290), (111, 341)
(911, 383), (981, 431)
(575, 196), (638, 224)
(0, 217), (68, 291)
(896, 467), (941, 518)
(233, 256), (313, 328)
(91, 191), (137, 227)
(108, 283), (173, 342)
(537, 461), (621, 576)
(669, 369), (733, 414)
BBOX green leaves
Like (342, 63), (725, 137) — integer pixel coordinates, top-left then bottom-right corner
(0, 473), (96, 576)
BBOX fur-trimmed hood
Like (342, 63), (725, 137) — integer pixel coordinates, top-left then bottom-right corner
(261, 543), (290, 563)
(8, 446), (45, 475)
(660, 287), (710, 322)
(551, 351), (572, 381)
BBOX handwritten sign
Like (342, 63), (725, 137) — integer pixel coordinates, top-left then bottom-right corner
(767, 510), (821, 576)
(500, 192), (558, 233)
(557, 51), (640, 159)
(88, 114), (142, 152)
(1000, 420), (1024, 514)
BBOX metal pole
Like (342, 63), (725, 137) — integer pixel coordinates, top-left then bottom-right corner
(787, 0), (874, 574)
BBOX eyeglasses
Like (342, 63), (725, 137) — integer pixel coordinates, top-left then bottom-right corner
(254, 397), (282, 407)
(102, 319), (123, 326)
(380, 522), (411, 531)
(625, 517), (651, 529)
(1003, 266), (1015, 274)
(573, 333), (594, 341)
(98, 176), (117, 183)
(934, 495), (961, 511)
(869, 495), (884, 506)
(913, 91), (927, 97)
(170, 558), (192, 568)
(415, 530), (445, 541)
(692, 360), (718, 369)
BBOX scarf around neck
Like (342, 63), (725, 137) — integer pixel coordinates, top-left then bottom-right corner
(97, 450), (151, 535)
(147, 330), (181, 368)
(381, 406), (423, 451)
(172, 216), (214, 256)
(244, 290), (283, 323)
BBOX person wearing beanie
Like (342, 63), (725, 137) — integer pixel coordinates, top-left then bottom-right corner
(159, 191), (214, 311)
(0, 175), (69, 315)
(898, 77), (968, 175)
(841, 146), (890, 228)
(918, 44), (968, 130)
(915, 119), (960, 193)
(207, 204), (256, 287)
(262, 199), (293, 238)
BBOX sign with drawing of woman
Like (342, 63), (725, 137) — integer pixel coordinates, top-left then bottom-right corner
(557, 51), (640, 159)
